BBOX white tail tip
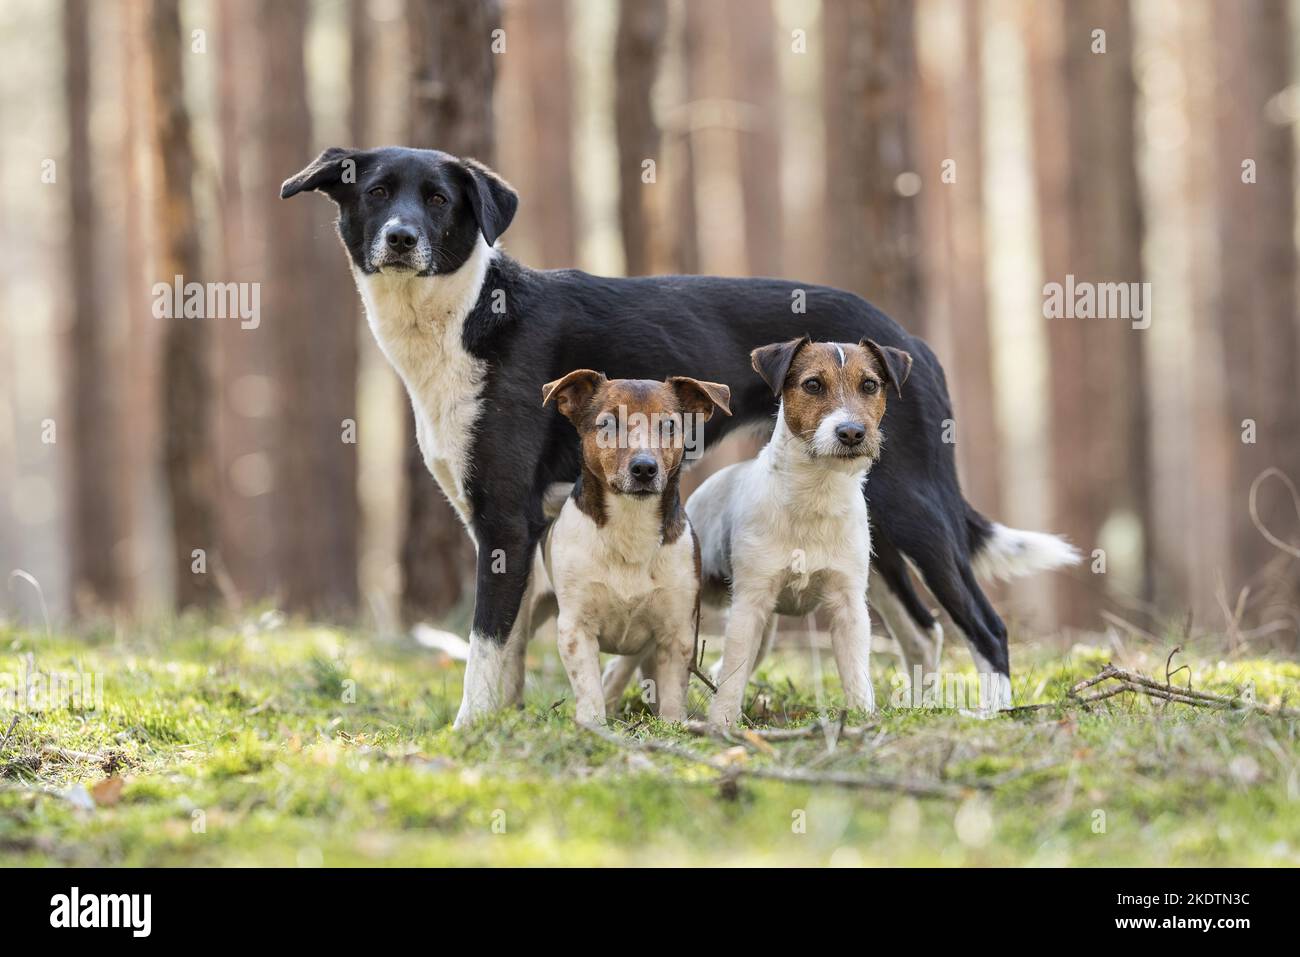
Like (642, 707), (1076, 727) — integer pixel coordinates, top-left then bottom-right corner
(973, 523), (1081, 582)
(413, 624), (472, 660)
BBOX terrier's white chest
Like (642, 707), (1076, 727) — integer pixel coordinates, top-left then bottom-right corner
(548, 499), (697, 656)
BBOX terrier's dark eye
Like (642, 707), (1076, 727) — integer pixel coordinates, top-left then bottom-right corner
(802, 378), (823, 395)
(368, 186), (388, 200)
(861, 379), (880, 395)
(429, 193), (448, 207)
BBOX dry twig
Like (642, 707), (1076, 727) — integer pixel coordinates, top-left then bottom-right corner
(586, 722), (1015, 798)
(1066, 663), (1298, 718)
(0, 714), (20, 753)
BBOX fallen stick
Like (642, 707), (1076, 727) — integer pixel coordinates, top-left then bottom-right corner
(0, 714), (19, 753)
(680, 719), (876, 741)
(39, 746), (109, 765)
(1067, 663), (1299, 719)
(586, 723), (982, 798)
(1071, 685), (1134, 706)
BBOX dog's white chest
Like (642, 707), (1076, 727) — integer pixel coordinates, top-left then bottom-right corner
(548, 499), (696, 655)
(352, 240), (493, 526)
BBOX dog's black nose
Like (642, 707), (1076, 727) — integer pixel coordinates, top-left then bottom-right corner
(835, 423), (866, 447)
(629, 455), (658, 482)
(386, 225), (419, 251)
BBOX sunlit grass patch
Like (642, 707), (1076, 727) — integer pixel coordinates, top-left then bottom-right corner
(0, 621), (1296, 866)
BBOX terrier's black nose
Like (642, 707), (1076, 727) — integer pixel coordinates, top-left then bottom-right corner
(386, 225), (419, 250)
(835, 423), (866, 446)
(629, 455), (659, 481)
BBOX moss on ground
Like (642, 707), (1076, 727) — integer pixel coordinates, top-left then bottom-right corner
(0, 619), (1296, 866)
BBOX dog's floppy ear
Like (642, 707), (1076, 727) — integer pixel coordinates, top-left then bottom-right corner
(281, 147), (361, 200)
(457, 158), (519, 246)
(542, 369), (606, 422)
(669, 377), (732, 421)
(861, 339), (913, 399)
(750, 336), (810, 397)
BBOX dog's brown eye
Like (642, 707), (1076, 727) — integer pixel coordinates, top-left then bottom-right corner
(368, 186), (388, 200)
(802, 378), (823, 395)
(861, 379), (880, 395)
(430, 193), (447, 206)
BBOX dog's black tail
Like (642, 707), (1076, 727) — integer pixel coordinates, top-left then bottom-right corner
(966, 504), (1081, 582)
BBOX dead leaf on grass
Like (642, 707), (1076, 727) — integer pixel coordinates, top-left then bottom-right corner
(91, 775), (125, 806)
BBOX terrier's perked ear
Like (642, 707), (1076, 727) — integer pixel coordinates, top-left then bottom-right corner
(668, 377), (733, 421)
(860, 339), (913, 399)
(750, 336), (811, 396)
(542, 369), (606, 422)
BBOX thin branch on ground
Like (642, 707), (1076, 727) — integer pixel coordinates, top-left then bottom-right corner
(0, 714), (20, 753)
(586, 722), (1014, 798)
(1066, 663), (1298, 718)
(40, 745), (110, 764)
(680, 718), (880, 742)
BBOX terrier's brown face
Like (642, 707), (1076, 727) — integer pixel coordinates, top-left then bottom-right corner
(750, 337), (913, 462)
(543, 371), (732, 496)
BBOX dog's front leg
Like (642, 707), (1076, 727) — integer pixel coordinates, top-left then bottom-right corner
(454, 527), (536, 729)
(556, 614), (605, 727)
(827, 589), (876, 713)
(651, 631), (693, 724)
(601, 647), (649, 716)
(708, 593), (771, 728)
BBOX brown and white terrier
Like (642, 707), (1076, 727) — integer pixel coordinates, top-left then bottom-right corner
(684, 337), (912, 727)
(537, 370), (731, 726)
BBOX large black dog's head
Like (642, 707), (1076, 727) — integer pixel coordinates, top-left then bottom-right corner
(280, 147), (518, 277)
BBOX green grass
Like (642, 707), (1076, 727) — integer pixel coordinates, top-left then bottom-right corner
(0, 618), (1297, 866)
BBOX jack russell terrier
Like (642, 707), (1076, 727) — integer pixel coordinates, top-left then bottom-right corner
(538, 369), (731, 726)
(686, 337), (910, 727)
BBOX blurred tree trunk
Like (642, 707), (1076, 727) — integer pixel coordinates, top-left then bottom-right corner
(215, 0), (274, 606)
(672, 0), (702, 274)
(259, 0), (359, 617)
(951, 0), (1001, 519)
(823, 0), (924, 328)
(615, 0), (668, 276)
(1175, 0), (1230, 626)
(727, 0), (782, 278)
(0, 99), (12, 586)
(1030, 0), (1150, 628)
(918, 0), (1001, 517)
(1213, 0), (1300, 612)
(313, 4), (362, 615)
(680, 0), (747, 277)
(516, 0), (576, 268)
(119, 0), (155, 610)
(145, 0), (218, 610)
(349, 0), (371, 148)
(64, 0), (128, 614)
(399, 0), (496, 622)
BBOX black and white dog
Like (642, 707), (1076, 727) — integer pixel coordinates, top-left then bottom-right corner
(281, 146), (1078, 727)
